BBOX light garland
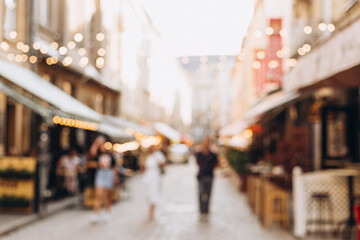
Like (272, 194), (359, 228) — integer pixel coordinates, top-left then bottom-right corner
(0, 32), (107, 69)
(52, 115), (98, 131)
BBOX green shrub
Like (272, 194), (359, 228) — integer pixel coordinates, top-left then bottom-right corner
(0, 195), (30, 207)
(226, 148), (250, 175)
(0, 168), (35, 179)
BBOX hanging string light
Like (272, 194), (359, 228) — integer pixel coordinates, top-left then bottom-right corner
(67, 41), (76, 49)
(287, 58), (297, 67)
(96, 33), (105, 41)
(303, 43), (311, 52)
(29, 56), (37, 64)
(50, 42), (59, 49)
(252, 61), (261, 69)
(9, 31), (17, 39)
(62, 56), (73, 66)
(33, 42), (41, 50)
(97, 48), (106, 57)
(16, 42), (24, 50)
(21, 54), (28, 62)
(74, 33), (83, 42)
(280, 29), (287, 37)
(0, 42), (10, 51)
(58, 46), (68, 55)
(256, 51), (265, 60)
(7, 53), (14, 61)
(318, 22), (327, 31)
(22, 44), (30, 53)
(298, 47), (306, 56)
(96, 57), (105, 68)
(265, 27), (274, 35)
(15, 54), (22, 63)
(40, 46), (48, 54)
(327, 24), (335, 32)
(79, 57), (89, 67)
(304, 26), (312, 34)
(78, 48), (86, 56)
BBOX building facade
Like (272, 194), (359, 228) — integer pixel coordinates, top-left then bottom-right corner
(180, 55), (234, 142)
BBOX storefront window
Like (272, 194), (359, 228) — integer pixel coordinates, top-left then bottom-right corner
(3, 0), (17, 39)
(326, 111), (348, 158)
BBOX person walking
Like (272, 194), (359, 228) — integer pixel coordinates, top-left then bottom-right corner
(195, 137), (218, 221)
(89, 136), (118, 223)
(141, 144), (166, 219)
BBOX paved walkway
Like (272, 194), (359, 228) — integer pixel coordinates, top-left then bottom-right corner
(2, 159), (298, 240)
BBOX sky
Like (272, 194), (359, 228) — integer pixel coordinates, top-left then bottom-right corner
(140, 0), (255, 57)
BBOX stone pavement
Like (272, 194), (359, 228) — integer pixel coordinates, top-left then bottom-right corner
(2, 159), (299, 240)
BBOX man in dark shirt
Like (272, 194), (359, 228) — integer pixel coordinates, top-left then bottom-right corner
(195, 137), (218, 221)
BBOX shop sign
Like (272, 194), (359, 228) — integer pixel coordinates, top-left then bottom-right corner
(266, 18), (283, 88)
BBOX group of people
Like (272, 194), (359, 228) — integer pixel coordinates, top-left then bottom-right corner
(86, 135), (218, 224)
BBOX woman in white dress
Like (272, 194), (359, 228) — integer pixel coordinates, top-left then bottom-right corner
(141, 145), (166, 219)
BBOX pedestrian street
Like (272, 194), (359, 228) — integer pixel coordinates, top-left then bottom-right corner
(2, 158), (297, 240)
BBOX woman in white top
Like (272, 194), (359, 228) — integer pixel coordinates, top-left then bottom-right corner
(141, 144), (166, 219)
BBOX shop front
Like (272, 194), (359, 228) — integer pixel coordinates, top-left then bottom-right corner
(282, 17), (360, 238)
(0, 60), (128, 213)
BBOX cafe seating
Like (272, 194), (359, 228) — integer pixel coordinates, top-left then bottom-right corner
(253, 176), (263, 217)
(247, 175), (255, 208)
(306, 192), (334, 235)
(263, 180), (289, 228)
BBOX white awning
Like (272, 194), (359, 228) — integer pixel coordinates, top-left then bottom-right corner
(0, 59), (102, 122)
(219, 118), (252, 138)
(244, 91), (300, 120)
(220, 91), (300, 137)
(0, 80), (52, 120)
(103, 115), (156, 136)
(153, 122), (181, 141)
(98, 122), (134, 141)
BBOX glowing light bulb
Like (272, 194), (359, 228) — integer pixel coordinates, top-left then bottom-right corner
(96, 33), (105, 41)
(304, 26), (312, 34)
(74, 33), (83, 42)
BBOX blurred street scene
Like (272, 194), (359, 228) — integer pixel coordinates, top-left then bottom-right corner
(1, 160), (297, 240)
(0, 0), (360, 239)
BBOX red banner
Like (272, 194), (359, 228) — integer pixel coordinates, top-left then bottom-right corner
(266, 18), (283, 88)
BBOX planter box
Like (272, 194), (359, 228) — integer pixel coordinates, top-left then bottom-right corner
(0, 157), (36, 213)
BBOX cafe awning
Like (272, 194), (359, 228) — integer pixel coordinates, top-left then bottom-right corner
(0, 60), (134, 140)
(153, 122), (181, 141)
(219, 91), (300, 137)
(98, 122), (134, 141)
(243, 91), (300, 120)
(103, 115), (156, 136)
(0, 80), (52, 121)
(219, 118), (252, 138)
(0, 59), (102, 123)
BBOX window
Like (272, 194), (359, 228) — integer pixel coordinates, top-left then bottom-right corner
(3, 0), (17, 39)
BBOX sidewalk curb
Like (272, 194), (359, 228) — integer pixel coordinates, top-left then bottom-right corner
(0, 196), (79, 236)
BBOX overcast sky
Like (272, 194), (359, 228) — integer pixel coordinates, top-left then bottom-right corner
(140, 0), (255, 57)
